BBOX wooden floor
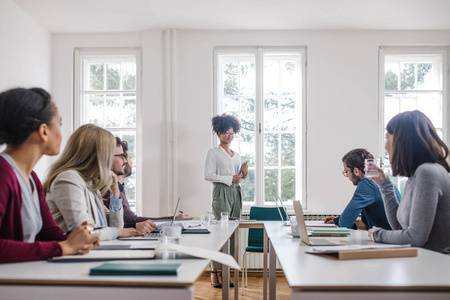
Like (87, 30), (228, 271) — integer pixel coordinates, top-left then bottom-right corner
(194, 271), (290, 300)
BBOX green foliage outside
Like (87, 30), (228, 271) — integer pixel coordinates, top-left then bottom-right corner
(385, 63), (432, 90)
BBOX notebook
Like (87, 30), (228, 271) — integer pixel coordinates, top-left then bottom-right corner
(293, 200), (351, 246)
(90, 263), (182, 276)
(306, 244), (417, 260)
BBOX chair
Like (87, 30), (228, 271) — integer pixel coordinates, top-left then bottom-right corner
(242, 206), (287, 295)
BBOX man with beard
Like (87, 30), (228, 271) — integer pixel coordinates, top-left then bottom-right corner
(107, 137), (190, 234)
(324, 148), (401, 230)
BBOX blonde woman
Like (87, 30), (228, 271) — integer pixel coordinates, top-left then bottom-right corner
(44, 124), (141, 240)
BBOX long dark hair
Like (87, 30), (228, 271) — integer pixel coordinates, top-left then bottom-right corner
(0, 88), (55, 146)
(387, 110), (450, 177)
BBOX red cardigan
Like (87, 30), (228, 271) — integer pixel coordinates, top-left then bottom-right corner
(0, 156), (66, 263)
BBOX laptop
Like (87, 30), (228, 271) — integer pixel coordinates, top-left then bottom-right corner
(121, 195), (183, 240)
(121, 195), (209, 240)
(293, 200), (351, 246)
(273, 196), (289, 226)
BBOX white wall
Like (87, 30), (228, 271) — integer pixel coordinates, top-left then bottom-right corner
(51, 29), (450, 217)
(0, 0), (52, 179)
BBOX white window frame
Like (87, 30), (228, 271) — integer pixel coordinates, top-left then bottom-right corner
(213, 46), (307, 211)
(74, 47), (143, 214)
(379, 47), (449, 156)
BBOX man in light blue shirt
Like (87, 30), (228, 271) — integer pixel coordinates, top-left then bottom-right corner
(324, 148), (401, 230)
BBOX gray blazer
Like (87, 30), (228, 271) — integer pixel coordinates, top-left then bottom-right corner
(46, 170), (124, 241)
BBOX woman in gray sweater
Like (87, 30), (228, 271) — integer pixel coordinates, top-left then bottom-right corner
(368, 110), (450, 254)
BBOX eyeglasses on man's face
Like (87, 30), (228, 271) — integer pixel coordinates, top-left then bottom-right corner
(342, 170), (348, 177)
(114, 154), (127, 161)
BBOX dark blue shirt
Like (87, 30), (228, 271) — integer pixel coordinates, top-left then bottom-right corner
(334, 177), (401, 230)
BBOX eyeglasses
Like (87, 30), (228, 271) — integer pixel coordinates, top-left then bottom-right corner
(223, 131), (236, 137)
(342, 170), (348, 177)
(114, 154), (127, 160)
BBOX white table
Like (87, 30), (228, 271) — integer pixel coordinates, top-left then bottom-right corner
(0, 222), (239, 300)
(264, 222), (450, 300)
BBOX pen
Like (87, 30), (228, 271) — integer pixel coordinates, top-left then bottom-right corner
(93, 227), (103, 231)
(179, 210), (184, 214)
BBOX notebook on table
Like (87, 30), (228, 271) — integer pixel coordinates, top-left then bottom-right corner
(293, 200), (351, 246)
(90, 263), (182, 276)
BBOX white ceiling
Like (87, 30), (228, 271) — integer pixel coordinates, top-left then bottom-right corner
(13, 0), (450, 33)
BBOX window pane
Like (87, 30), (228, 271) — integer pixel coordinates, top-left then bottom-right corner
(264, 133), (279, 166)
(121, 132), (136, 160)
(281, 169), (295, 201)
(123, 93), (136, 127)
(122, 63), (136, 90)
(280, 97), (296, 131)
(89, 64), (104, 90)
(417, 93), (443, 128)
(105, 94), (121, 127)
(241, 97), (255, 131)
(240, 132), (255, 167)
(124, 168), (136, 202)
(107, 64), (120, 90)
(264, 60), (279, 95)
(223, 62), (238, 96)
(281, 133), (295, 166)
(384, 94), (400, 127)
(264, 97), (279, 131)
(239, 62), (255, 96)
(85, 94), (104, 126)
(280, 60), (300, 95)
(264, 169), (278, 203)
(400, 63), (415, 90)
(222, 97), (239, 117)
(241, 169), (255, 203)
(385, 63), (399, 91)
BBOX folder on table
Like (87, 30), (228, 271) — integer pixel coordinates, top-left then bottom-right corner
(306, 244), (418, 260)
(90, 263), (182, 276)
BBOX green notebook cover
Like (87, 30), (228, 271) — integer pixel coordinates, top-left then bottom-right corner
(90, 263), (181, 276)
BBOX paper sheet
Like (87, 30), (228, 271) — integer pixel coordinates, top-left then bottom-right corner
(50, 243), (240, 270)
(156, 243), (241, 270)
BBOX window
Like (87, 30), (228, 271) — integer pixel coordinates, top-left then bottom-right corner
(380, 47), (448, 192)
(74, 48), (141, 213)
(214, 47), (306, 208)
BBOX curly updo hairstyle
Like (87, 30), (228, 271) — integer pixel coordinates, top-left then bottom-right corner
(0, 88), (56, 146)
(211, 114), (241, 135)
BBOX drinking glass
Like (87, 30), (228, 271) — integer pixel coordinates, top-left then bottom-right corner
(160, 225), (182, 244)
(365, 158), (381, 178)
(201, 214), (212, 228)
(220, 212), (229, 223)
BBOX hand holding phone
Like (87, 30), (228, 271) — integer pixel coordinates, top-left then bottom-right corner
(240, 160), (248, 177)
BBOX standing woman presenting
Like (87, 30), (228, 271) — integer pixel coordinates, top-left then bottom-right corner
(204, 114), (248, 288)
